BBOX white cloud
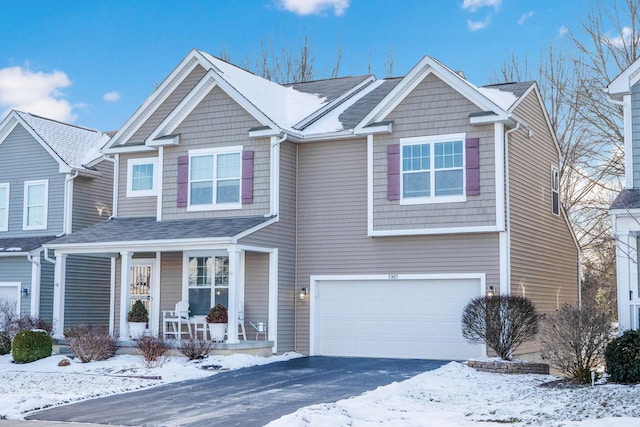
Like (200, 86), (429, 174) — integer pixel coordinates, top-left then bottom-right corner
(518, 10), (533, 25)
(277, 0), (349, 16)
(103, 91), (121, 102)
(0, 65), (76, 122)
(558, 25), (569, 37)
(603, 26), (639, 48)
(461, 0), (501, 13)
(467, 16), (491, 31)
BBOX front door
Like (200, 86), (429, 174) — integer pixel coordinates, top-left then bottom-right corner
(130, 263), (152, 334)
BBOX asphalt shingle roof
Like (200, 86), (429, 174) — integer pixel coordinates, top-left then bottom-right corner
(48, 216), (274, 245)
(338, 78), (402, 129)
(482, 81), (534, 100)
(0, 236), (58, 253)
(286, 75), (373, 103)
(611, 188), (640, 210)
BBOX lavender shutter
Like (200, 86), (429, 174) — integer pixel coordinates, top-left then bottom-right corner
(387, 144), (400, 201)
(465, 138), (480, 196)
(242, 150), (254, 204)
(177, 155), (189, 207)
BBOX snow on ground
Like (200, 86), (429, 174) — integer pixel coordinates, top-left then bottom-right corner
(267, 362), (640, 427)
(0, 352), (301, 420)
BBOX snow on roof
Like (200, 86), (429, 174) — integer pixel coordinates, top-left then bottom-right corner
(476, 87), (519, 110)
(198, 51), (328, 129)
(15, 111), (109, 170)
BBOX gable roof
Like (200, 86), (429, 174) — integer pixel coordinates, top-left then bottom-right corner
(608, 56), (640, 100)
(0, 110), (110, 173)
(0, 235), (58, 255)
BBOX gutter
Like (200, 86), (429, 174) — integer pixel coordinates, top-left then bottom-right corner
(101, 154), (118, 218)
(503, 120), (521, 296)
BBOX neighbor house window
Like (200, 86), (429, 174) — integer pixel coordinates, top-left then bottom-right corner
(0, 183), (8, 232)
(23, 180), (48, 230)
(400, 133), (465, 204)
(186, 254), (229, 315)
(127, 157), (157, 197)
(551, 165), (560, 215)
(188, 147), (241, 210)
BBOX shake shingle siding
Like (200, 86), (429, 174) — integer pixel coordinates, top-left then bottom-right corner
(117, 152), (158, 218)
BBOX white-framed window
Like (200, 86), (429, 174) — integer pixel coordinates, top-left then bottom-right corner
(0, 183), (9, 232)
(400, 133), (466, 204)
(183, 252), (230, 316)
(23, 180), (48, 230)
(127, 157), (157, 197)
(188, 146), (242, 211)
(551, 165), (560, 216)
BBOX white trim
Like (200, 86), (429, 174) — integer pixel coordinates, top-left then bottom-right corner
(268, 248), (278, 353)
(0, 282), (21, 318)
(129, 257), (159, 337)
(494, 123), (506, 232)
(109, 256), (116, 336)
(551, 164), (560, 216)
(187, 146), (243, 211)
(367, 135), (374, 236)
(63, 172), (78, 235)
(119, 251), (132, 341)
(126, 157), (158, 198)
(156, 148), (164, 221)
(52, 253), (67, 338)
(232, 216), (279, 242)
(309, 273), (486, 356)
(499, 232), (509, 295)
(22, 180), (48, 231)
(227, 247), (240, 344)
(0, 182), (9, 232)
(370, 225), (500, 237)
(29, 255), (40, 316)
(269, 136), (282, 216)
(624, 94), (634, 188)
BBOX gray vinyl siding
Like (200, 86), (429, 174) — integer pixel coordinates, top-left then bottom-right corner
(40, 260), (54, 322)
(63, 254), (111, 328)
(162, 86), (270, 220)
(0, 257), (31, 317)
(239, 141), (297, 351)
(244, 252), (269, 338)
(632, 82), (640, 187)
(508, 91), (579, 320)
(159, 252), (182, 337)
(117, 152), (158, 218)
(0, 124), (65, 236)
(373, 73), (496, 230)
(295, 139), (500, 353)
(72, 159), (114, 231)
(128, 65), (208, 144)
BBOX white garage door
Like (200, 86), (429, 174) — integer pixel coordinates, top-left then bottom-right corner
(312, 277), (484, 360)
(0, 283), (20, 326)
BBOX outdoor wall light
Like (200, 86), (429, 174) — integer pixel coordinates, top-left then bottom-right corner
(487, 286), (495, 297)
(299, 287), (308, 301)
(22, 287), (30, 297)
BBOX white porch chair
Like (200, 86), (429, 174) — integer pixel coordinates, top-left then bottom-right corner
(224, 311), (247, 341)
(162, 300), (191, 340)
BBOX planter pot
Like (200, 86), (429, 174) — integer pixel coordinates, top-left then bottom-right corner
(208, 323), (227, 342)
(129, 322), (147, 340)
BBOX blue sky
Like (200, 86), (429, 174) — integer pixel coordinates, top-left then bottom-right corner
(0, 0), (595, 131)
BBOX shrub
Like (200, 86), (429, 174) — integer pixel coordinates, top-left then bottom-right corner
(540, 303), (613, 383)
(0, 331), (11, 355)
(136, 336), (170, 368)
(0, 297), (18, 333)
(15, 316), (53, 335)
(179, 338), (211, 360)
(461, 294), (539, 360)
(206, 304), (228, 324)
(128, 300), (149, 323)
(11, 330), (52, 363)
(605, 329), (640, 383)
(64, 324), (118, 363)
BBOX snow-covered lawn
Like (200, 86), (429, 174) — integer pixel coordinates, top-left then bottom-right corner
(2, 354), (640, 426)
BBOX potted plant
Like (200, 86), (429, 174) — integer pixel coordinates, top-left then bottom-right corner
(206, 304), (228, 342)
(127, 300), (149, 340)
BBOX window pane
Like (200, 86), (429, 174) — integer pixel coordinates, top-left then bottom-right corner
(403, 144), (429, 172)
(217, 179), (240, 203)
(27, 206), (45, 227)
(0, 187), (6, 207)
(214, 288), (228, 308)
(215, 257), (229, 286)
(27, 184), (45, 205)
(217, 153), (240, 179)
(132, 164), (154, 191)
(434, 141), (463, 169)
(188, 257), (212, 287)
(190, 155), (213, 180)
(435, 170), (463, 196)
(188, 288), (211, 316)
(0, 208), (6, 228)
(190, 181), (213, 205)
(403, 172), (430, 198)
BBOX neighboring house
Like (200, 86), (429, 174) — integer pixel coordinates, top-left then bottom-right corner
(0, 111), (113, 326)
(46, 50), (579, 360)
(607, 57), (640, 332)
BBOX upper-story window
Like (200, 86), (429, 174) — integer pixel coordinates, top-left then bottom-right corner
(0, 183), (8, 232)
(188, 146), (242, 210)
(551, 165), (560, 216)
(400, 133), (466, 204)
(127, 157), (157, 197)
(23, 180), (48, 230)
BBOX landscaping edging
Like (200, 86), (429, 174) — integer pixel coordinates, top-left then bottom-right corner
(467, 359), (549, 374)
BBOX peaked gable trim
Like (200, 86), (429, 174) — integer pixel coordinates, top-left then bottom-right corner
(608, 55), (640, 99)
(354, 56), (511, 133)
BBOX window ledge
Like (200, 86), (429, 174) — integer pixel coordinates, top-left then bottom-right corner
(187, 203), (242, 212)
(400, 195), (467, 205)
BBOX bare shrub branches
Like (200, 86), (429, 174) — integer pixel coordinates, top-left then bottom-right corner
(64, 324), (118, 363)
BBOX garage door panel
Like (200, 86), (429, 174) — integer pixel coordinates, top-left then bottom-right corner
(314, 278), (484, 360)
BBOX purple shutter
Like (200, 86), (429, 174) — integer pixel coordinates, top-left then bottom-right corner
(387, 144), (400, 201)
(242, 150), (254, 204)
(177, 155), (189, 207)
(466, 138), (480, 196)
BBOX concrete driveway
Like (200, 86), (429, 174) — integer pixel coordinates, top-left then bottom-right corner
(27, 356), (446, 427)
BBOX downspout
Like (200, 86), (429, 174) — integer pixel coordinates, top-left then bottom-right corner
(503, 120), (521, 296)
(268, 133), (288, 217)
(63, 171), (80, 235)
(294, 142), (299, 351)
(43, 247), (56, 264)
(102, 154), (118, 219)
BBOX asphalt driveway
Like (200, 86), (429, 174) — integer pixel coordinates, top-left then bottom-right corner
(27, 356), (446, 427)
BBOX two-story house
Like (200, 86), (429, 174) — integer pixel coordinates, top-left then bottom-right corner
(0, 111), (113, 326)
(607, 58), (640, 332)
(46, 50), (579, 360)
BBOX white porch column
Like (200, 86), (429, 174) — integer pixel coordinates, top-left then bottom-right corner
(226, 248), (241, 344)
(119, 251), (132, 341)
(268, 248), (278, 353)
(616, 231), (633, 331)
(29, 255), (41, 317)
(52, 253), (67, 338)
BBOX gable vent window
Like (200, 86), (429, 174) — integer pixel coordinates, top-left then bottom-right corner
(551, 165), (560, 216)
